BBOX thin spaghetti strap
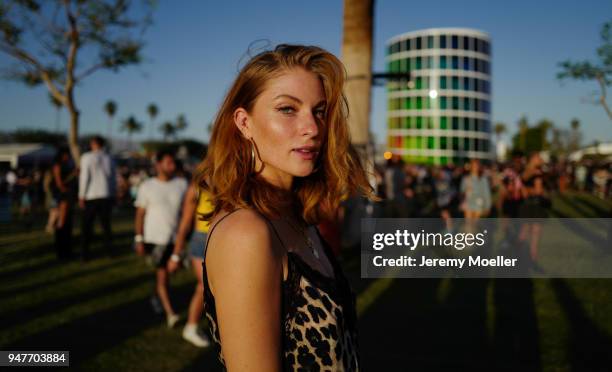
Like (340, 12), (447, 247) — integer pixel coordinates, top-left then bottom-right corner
(258, 214), (289, 283)
(263, 217), (287, 252)
(203, 208), (242, 260)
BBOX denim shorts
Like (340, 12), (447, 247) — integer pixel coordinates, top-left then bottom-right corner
(188, 231), (207, 260)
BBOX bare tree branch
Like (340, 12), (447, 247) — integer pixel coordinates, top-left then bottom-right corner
(75, 62), (105, 82)
(597, 74), (612, 120)
(0, 43), (65, 103)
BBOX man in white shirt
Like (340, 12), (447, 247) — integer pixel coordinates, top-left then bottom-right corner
(78, 136), (116, 260)
(134, 149), (188, 329)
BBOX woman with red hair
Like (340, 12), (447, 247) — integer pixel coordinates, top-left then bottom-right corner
(195, 44), (375, 371)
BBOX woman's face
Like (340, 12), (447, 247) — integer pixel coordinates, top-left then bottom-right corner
(235, 67), (326, 189)
(470, 159), (480, 174)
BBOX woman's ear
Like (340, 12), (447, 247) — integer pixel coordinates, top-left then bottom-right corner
(233, 108), (252, 139)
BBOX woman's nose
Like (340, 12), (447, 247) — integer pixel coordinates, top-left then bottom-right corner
(301, 111), (319, 137)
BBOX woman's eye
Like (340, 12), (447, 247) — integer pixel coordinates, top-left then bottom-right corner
(278, 106), (295, 114)
(314, 109), (326, 119)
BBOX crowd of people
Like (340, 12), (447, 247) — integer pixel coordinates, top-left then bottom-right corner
(369, 152), (610, 220)
(0, 137), (610, 353)
(336, 152), (611, 260)
(2, 145), (611, 262)
(0, 137), (213, 348)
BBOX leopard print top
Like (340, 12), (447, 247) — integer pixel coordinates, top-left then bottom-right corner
(202, 211), (360, 371)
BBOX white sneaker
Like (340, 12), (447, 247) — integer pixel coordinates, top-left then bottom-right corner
(166, 313), (180, 328)
(182, 324), (211, 348)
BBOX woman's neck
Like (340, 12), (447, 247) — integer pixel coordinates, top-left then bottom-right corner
(260, 167), (293, 191)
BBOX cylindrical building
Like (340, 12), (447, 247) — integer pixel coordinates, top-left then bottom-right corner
(386, 28), (492, 165)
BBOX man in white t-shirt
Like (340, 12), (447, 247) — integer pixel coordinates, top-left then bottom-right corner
(134, 150), (187, 329)
(79, 136), (116, 260)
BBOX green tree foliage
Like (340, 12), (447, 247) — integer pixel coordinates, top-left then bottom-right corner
(557, 20), (612, 120)
(141, 139), (207, 160)
(159, 121), (176, 142)
(104, 100), (118, 143)
(6, 128), (66, 144)
(512, 117), (553, 153)
(0, 0), (155, 162)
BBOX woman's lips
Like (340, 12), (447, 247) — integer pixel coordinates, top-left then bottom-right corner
(292, 148), (318, 160)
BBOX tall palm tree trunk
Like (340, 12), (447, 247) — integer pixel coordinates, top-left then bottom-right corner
(342, 0), (374, 159)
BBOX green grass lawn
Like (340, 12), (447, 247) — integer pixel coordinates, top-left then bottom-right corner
(1, 192), (611, 371)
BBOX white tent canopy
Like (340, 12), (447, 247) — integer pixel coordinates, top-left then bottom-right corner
(0, 143), (56, 169)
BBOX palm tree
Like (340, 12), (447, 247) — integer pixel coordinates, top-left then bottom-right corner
(160, 121), (176, 142)
(175, 114), (188, 138)
(537, 119), (553, 150)
(571, 118), (580, 131)
(121, 115), (142, 150)
(49, 93), (62, 133)
(494, 122), (506, 144)
(104, 100), (117, 144)
(147, 103), (159, 140)
(569, 118), (581, 152)
(518, 116), (529, 152)
(342, 0), (374, 156)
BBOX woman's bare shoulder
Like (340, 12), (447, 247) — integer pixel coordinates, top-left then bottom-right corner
(209, 209), (270, 237)
(207, 209), (280, 262)
(206, 209), (283, 295)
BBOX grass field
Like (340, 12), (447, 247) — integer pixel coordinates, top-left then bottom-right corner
(1, 191), (611, 371)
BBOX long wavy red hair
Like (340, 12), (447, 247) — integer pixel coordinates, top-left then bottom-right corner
(194, 44), (376, 224)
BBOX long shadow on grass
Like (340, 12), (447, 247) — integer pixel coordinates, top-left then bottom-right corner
(358, 278), (445, 370)
(0, 272), (152, 330)
(557, 195), (603, 219)
(571, 194), (612, 216)
(3, 281), (210, 368)
(0, 257), (134, 298)
(358, 277), (491, 370)
(182, 339), (224, 372)
(493, 278), (541, 371)
(0, 253), (60, 283)
(0, 228), (135, 284)
(547, 210), (610, 250)
(550, 279), (612, 372)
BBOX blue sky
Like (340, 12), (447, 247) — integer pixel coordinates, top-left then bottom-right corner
(1, 0), (611, 146)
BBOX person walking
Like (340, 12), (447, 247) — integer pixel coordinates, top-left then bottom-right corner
(78, 136), (116, 260)
(167, 182), (212, 347)
(134, 150), (188, 328)
(460, 159), (492, 220)
(51, 147), (78, 259)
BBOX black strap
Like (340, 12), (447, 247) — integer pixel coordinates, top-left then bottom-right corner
(202, 208), (288, 260)
(202, 208), (241, 260)
(264, 218), (287, 251)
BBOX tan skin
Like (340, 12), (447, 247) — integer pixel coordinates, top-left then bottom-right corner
(206, 68), (336, 371)
(166, 184), (205, 326)
(134, 155), (179, 317)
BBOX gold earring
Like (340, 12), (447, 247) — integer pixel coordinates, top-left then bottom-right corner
(250, 139), (256, 172)
(249, 138), (263, 175)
